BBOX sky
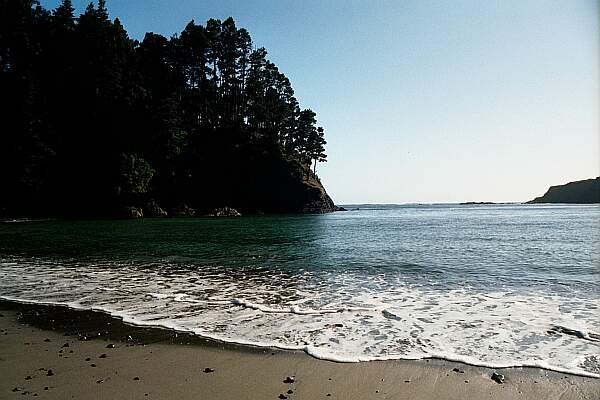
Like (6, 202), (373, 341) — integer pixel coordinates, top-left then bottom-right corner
(42, 0), (600, 204)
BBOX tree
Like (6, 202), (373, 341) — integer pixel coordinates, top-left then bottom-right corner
(308, 127), (327, 174)
(53, 0), (74, 30)
(120, 154), (154, 196)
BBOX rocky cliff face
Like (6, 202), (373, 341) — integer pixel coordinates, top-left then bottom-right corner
(232, 155), (338, 214)
(527, 177), (600, 204)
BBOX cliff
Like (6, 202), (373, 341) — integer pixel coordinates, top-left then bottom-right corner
(527, 177), (600, 204)
(168, 150), (339, 215)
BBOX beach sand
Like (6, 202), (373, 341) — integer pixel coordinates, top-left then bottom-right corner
(0, 302), (598, 399)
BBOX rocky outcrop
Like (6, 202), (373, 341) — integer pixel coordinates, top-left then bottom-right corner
(121, 206), (143, 219)
(528, 177), (600, 204)
(170, 204), (196, 217)
(205, 207), (242, 217)
(231, 155), (339, 214)
(144, 199), (167, 217)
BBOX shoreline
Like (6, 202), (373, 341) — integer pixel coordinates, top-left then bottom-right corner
(1, 300), (598, 399)
(2, 296), (598, 379)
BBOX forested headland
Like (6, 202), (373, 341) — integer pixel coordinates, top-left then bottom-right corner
(0, 0), (338, 218)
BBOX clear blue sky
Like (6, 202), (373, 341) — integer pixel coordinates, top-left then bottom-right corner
(43, 0), (599, 203)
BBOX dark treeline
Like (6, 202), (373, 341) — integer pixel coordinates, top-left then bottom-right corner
(0, 0), (329, 216)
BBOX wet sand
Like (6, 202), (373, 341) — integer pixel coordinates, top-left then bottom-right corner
(0, 302), (598, 399)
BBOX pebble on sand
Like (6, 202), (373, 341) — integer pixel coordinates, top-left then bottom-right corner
(133, 377), (140, 381)
(283, 376), (295, 383)
(46, 370), (54, 376)
(491, 372), (505, 384)
(99, 353), (107, 358)
(106, 343), (115, 348)
(278, 394), (287, 399)
(203, 368), (215, 373)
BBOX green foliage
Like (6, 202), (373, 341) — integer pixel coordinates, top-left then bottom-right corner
(120, 154), (154, 195)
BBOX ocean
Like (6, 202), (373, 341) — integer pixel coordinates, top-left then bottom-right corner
(0, 204), (598, 377)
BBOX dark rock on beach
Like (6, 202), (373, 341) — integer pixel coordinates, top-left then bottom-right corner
(283, 376), (295, 383)
(491, 372), (505, 384)
(203, 368), (215, 373)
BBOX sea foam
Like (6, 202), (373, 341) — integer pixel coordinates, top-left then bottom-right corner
(1, 257), (598, 378)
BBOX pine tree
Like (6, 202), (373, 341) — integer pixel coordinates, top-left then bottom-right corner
(53, 0), (74, 29)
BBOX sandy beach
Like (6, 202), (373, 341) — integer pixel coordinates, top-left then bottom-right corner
(0, 301), (597, 400)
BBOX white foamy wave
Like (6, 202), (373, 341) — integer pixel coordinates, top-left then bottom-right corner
(232, 298), (381, 315)
(0, 258), (598, 378)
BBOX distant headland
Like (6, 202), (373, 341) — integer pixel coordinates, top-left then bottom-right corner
(528, 177), (600, 204)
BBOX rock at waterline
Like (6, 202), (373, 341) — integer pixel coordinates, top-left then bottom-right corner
(120, 206), (143, 219)
(144, 199), (167, 217)
(170, 204), (196, 217)
(205, 207), (242, 217)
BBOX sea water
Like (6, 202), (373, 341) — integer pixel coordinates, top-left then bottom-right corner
(0, 204), (598, 377)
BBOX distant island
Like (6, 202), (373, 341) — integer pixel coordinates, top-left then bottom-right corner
(528, 177), (600, 204)
(0, 1), (337, 218)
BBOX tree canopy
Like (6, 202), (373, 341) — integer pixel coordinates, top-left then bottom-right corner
(0, 0), (328, 215)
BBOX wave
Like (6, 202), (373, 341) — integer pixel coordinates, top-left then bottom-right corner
(231, 298), (381, 315)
